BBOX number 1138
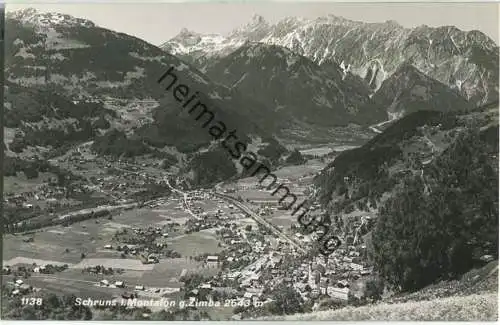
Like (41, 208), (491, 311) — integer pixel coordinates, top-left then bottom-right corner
(21, 297), (43, 306)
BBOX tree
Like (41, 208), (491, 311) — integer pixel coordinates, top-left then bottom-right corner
(363, 277), (384, 302)
(285, 149), (307, 165)
(23, 167), (39, 179)
(371, 128), (498, 292)
(267, 284), (305, 315)
(21, 306), (37, 320)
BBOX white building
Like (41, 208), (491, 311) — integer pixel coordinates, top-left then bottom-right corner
(327, 287), (349, 301)
(206, 256), (219, 264)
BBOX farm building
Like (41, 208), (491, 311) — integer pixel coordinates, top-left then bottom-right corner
(206, 256), (219, 264)
(147, 255), (159, 263)
(33, 265), (47, 273)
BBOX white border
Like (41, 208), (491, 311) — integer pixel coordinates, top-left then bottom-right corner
(1, 0), (499, 324)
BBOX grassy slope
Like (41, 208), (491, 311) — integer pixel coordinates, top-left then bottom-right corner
(263, 293), (497, 321)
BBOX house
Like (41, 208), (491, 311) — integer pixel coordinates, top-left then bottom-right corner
(147, 255), (159, 263)
(15, 279), (24, 286)
(199, 283), (212, 289)
(88, 267), (98, 274)
(187, 289), (199, 298)
(342, 257), (353, 263)
(104, 244), (113, 249)
(135, 285), (145, 291)
(349, 251), (361, 257)
(327, 287), (349, 301)
(245, 287), (264, 298)
(350, 263), (364, 271)
(115, 281), (125, 288)
(206, 256), (219, 265)
(337, 280), (349, 288)
(100, 279), (110, 286)
(121, 292), (136, 299)
(226, 271), (241, 280)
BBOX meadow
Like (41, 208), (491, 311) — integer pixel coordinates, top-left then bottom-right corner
(2, 197), (224, 297)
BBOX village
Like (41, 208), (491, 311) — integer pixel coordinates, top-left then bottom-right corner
(3, 144), (376, 318)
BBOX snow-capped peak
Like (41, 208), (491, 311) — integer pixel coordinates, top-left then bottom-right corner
(229, 14), (270, 40)
(7, 7), (95, 28)
(176, 28), (201, 38)
(249, 14), (266, 26)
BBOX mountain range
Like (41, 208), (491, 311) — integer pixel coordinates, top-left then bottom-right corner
(162, 14), (499, 107)
(4, 9), (287, 163)
(4, 8), (499, 185)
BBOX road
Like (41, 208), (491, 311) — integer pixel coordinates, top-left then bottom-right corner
(12, 201), (140, 233)
(369, 119), (395, 134)
(163, 177), (199, 219)
(29, 275), (99, 285)
(56, 202), (138, 221)
(422, 134), (438, 153)
(214, 193), (307, 254)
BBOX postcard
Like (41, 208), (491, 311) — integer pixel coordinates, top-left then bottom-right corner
(1, 1), (498, 321)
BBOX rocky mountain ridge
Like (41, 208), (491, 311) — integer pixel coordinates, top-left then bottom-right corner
(205, 42), (387, 127)
(162, 14), (499, 106)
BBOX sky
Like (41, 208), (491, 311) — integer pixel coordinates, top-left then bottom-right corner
(7, 2), (499, 46)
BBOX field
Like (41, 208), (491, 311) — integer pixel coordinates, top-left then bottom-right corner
(272, 160), (324, 178)
(269, 210), (297, 228)
(167, 232), (223, 257)
(4, 172), (56, 194)
(2, 196), (225, 297)
(299, 146), (334, 156)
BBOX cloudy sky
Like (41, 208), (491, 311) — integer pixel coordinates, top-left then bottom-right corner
(7, 2), (499, 46)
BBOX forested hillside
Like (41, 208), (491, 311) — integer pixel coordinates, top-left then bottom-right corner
(314, 100), (498, 293)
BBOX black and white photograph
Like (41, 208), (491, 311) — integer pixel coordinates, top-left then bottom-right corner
(1, 1), (499, 321)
